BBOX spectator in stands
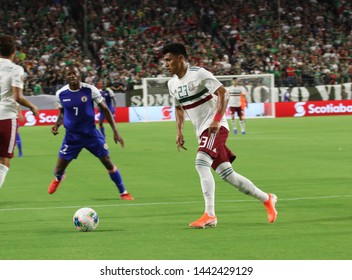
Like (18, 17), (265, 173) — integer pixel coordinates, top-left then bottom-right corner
(33, 82), (44, 95)
(110, 78), (126, 94)
(286, 63), (297, 87)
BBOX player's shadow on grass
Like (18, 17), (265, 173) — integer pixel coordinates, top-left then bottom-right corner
(43, 228), (126, 234)
(90, 198), (131, 202)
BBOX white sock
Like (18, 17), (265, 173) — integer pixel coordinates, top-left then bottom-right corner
(215, 162), (268, 202)
(240, 120), (246, 132)
(195, 152), (215, 216)
(232, 120), (237, 130)
(0, 164), (9, 188)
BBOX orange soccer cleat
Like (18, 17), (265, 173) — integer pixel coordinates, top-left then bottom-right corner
(264, 193), (278, 223)
(189, 213), (217, 229)
(48, 176), (65, 194)
(120, 192), (134, 200)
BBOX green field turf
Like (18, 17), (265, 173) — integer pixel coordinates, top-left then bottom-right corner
(0, 115), (351, 260)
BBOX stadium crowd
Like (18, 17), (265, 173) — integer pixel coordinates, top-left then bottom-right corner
(0, 0), (351, 95)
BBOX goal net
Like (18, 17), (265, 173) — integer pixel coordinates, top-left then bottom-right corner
(139, 74), (275, 122)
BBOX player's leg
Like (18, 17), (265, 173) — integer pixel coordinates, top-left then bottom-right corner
(230, 107), (237, 134)
(48, 157), (71, 194)
(195, 151), (216, 217)
(211, 127), (277, 223)
(234, 107), (245, 134)
(87, 130), (134, 200)
(48, 134), (79, 194)
(216, 161), (268, 200)
(190, 151), (217, 228)
(214, 159), (277, 223)
(190, 131), (222, 228)
(53, 157), (70, 180)
(0, 158), (10, 188)
(16, 131), (23, 157)
(0, 119), (16, 188)
(99, 155), (134, 200)
(98, 112), (105, 137)
(238, 108), (246, 134)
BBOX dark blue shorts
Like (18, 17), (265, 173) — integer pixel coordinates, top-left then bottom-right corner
(58, 129), (109, 161)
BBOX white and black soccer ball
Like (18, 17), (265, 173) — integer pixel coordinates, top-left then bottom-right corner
(73, 207), (99, 232)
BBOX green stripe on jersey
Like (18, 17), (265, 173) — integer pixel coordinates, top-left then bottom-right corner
(179, 88), (209, 103)
(189, 66), (200, 71)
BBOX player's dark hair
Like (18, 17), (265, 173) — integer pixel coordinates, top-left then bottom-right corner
(64, 63), (81, 73)
(232, 77), (237, 81)
(161, 43), (188, 59)
(0, 34), (16, 57)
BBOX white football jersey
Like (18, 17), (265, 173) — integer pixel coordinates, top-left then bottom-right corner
(227, 85), (247, 107)
(0, 58), (24, 120)
(168, 66), (229, 138)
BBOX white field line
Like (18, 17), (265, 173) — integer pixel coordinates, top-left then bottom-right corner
(0, 194), (351, 212)
(227, 137), (303, 141)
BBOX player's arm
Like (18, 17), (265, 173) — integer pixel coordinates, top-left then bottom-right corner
(209, 85), (228, 134)
(242, 89), (249, 108)
(13, 87), (39, 116)
(51, 108), (64, 135)
(111, 96), (117, 110)
(175, 105), (187, 151)
(98, 100), (124, 147)
(109, 89), (117, 112)
(17, 106), (25, 122)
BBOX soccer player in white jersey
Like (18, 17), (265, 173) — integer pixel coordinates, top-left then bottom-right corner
(0, 34), (39, 188)
(227, 77), (248, 134)
(48, 64), (134, 200)
(161, 43), (277, 228)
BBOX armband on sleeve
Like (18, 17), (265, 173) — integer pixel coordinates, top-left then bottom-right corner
(213, 113), (222, 122)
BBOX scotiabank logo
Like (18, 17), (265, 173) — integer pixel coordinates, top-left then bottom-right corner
(308, 103), (352, 114)
(276, 100), (352, 118)
(24, 111), (58, 126)
(162, 106), (172, 120)
(39, 113), (58, 123)
(24, 111), (37, 126)
(294, 102), (306, 117)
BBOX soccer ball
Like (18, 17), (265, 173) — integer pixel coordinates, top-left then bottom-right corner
(73, 207), (99, 232)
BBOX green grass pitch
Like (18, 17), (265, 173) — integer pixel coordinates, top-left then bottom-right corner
(0, 115), (351, 260)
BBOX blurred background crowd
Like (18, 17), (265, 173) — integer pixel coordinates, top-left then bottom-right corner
(1, 0), (351, 96)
